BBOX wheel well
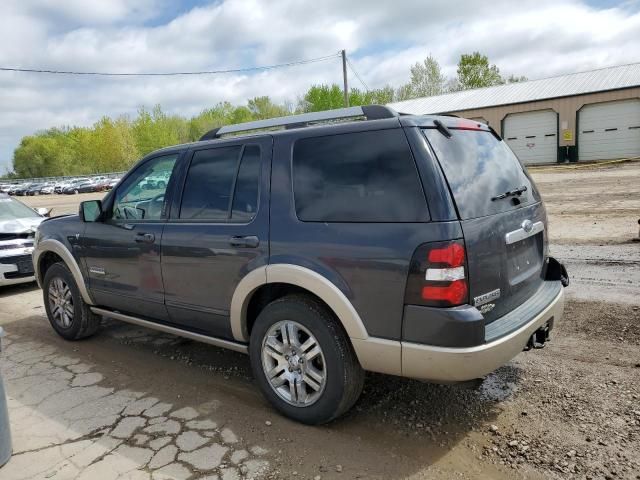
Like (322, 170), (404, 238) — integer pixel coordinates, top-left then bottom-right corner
(245, 283), (334, 336)
(39, 251), (64, 280)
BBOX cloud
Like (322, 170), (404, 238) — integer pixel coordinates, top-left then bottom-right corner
(1, 0), (639, 173)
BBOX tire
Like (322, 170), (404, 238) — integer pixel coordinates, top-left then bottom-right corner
(74, 189), (79, 195)
(43, 263), (100, 341)
(249, 294), (364, 424)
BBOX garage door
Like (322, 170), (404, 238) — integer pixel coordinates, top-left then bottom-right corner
(578, 99), (640, 161)
(503, 110), (558, 165)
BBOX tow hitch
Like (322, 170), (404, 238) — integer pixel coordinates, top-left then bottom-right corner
(524, 321), (552, 351)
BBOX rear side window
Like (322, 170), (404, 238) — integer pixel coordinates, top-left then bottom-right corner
(179, 145), (261, 221)
(180, 146), (240, 220)
(424, 128), (540, 220)
(292, 129), (428, 222)
(231, 145), (261, 221)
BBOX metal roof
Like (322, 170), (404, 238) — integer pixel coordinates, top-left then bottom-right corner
(388, 62), (640, 115)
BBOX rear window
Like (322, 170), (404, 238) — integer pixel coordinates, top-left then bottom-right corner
(292, 129), (429, 222)
(424, 128), (540, 219)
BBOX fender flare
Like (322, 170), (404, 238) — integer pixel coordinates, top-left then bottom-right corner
(230, 264), (369, 342)
(230, 264), (402, 376)
(33, 239), (95, 305)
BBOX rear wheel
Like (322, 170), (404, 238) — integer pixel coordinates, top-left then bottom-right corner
(43, 263), (100, 340)
(249, 295), (364, 424)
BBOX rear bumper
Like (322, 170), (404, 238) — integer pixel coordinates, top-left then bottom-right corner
(401, 286), (564, 382)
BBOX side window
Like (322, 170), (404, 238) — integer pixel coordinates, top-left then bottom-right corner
(112, 154), (178, 221)
(231, 145), (261, 221)
(292, 129), (428, 222)
(179, 145), (261, 221)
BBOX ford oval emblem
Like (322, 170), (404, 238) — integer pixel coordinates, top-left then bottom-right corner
(522, 219), (534, 233)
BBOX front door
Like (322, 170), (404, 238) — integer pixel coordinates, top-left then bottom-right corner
(81, 153), (181, 320)
(161, 137), (271, 339)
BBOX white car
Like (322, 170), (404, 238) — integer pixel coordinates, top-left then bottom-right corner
(40, 183), (55, 195)
(0, 194), (48, 287)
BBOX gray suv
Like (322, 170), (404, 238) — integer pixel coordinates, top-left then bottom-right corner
(33, 106), (568, 424)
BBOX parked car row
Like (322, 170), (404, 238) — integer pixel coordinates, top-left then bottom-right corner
(0, 176), (121, 196)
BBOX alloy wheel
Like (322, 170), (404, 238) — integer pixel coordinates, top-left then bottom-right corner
(48, 277), (74, 329)
(261, 320), (327, 407)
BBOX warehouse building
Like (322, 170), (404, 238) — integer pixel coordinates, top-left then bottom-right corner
(389, 62), (640, 164)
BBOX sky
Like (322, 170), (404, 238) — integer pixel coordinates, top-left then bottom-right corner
(1, 0), (640, 173)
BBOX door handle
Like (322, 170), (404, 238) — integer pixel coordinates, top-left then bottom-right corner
(134, 232), (155, 244)
(229, 235), (259, 248)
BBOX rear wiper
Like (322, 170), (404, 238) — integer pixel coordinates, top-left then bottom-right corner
(433, 119), (452, 138)
(491, 185), (528, 201)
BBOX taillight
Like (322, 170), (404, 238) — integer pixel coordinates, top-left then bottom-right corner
(427, 242), (465, 266)
(422, 279), (468, 305)
(404, 240), (469, 307)
(455, 118), (485, 131)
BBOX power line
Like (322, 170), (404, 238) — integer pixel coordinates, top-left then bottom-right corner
(346, 56), (369, 91)
(0, 52), (341, 77)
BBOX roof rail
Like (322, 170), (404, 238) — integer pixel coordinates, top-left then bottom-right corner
(198, 105), (398, 141)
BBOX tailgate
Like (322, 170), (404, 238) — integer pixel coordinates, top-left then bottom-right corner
(461, 202), (547, 323)
(423, 122), (547, 323)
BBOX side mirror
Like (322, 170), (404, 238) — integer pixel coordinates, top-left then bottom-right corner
(80, 200), (103, 223)
(35, 207), (51, 217)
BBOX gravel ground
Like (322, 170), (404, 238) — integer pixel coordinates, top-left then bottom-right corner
(1, 160), (637, 479)
(531, 161), (640, 244)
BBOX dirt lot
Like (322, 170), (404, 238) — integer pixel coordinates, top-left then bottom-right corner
(1, 161), (639, 480)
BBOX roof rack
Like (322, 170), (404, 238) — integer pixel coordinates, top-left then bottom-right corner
(199, 105), (398, 141)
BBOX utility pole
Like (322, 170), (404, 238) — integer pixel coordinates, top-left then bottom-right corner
(341, 49), (349, 107)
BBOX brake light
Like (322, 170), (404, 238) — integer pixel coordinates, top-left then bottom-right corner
(427, 243), (465, 267)
(455, 118), (485, 131)
(422, 279), (468, 305)
(404, 240), (469, 307)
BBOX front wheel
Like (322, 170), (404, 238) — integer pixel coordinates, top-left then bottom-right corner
(249, 295), (364, 424)
(43, 263), (100, 340)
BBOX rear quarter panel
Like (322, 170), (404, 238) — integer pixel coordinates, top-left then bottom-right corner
(270, 122), (462, 340)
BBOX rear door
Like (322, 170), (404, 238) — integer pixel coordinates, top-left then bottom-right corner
(424, 122), (547, 323)
(160, 136), (271, 339)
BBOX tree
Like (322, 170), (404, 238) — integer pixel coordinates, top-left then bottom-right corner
(396, 55), (445, 100)
(456, 52), (503, 90)
(299, 85), (345, 112)
(247, 96), (290, 120)
(505, 74), (528, 83)
(348, 86), (395, 108)
(299, 84), (396, 113)
(187, 102), (237, 141)
(394, 83), (414, 102)
(132, 105), (184, 157)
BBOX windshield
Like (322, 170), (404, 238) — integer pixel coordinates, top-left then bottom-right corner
(0, 197), (40, 221)
(424, 128), (540, 219)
